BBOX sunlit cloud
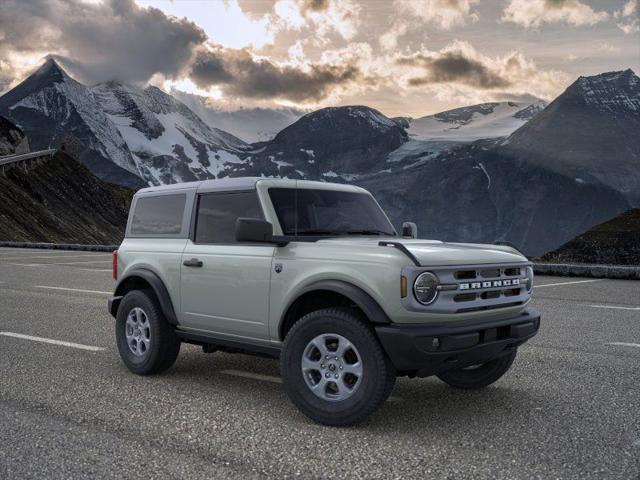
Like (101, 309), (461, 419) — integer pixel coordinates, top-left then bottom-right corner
(395, 0), (479, 30)
(502, 0), (609, 28)
(272, 0), (361, 41)
(379, 22), (409, 51)
(614, 0), (639, 34)
(188, 44), (363, 103)
(394, 40), (569, 103)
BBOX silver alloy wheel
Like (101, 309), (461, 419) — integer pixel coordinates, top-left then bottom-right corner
(125, 307), (151, 357)
(301, 333), (363, 401)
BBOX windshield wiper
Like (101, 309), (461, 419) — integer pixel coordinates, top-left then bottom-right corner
(291, 229), (395, 237)
(293, 229), (347, 236)
(345, 229), (394, 236)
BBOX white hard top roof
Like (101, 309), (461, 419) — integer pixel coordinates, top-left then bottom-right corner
(135, 177), (366, 195)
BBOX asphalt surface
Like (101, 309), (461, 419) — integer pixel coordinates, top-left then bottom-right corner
(0, 247), (638, 479)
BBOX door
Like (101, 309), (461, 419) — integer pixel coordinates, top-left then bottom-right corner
(180, 190), (274, 340)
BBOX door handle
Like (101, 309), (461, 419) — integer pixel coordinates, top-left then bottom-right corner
(183, 258), (203, 267)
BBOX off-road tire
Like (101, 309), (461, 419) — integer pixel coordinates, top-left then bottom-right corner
(116, 289), (181, 375)
(436, 349), (517, 389)
(280, 308), (396, 426)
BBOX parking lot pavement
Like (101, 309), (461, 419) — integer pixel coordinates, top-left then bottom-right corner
(0, 247), (639, 479)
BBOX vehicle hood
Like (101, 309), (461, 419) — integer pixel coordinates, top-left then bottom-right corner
(316, 237), (528, 266)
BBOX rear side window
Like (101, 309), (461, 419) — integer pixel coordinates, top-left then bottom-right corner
(195, 191), (263, 244)
(130, 194), (186, 236)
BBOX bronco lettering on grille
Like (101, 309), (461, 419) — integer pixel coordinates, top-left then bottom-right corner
(459, 278), (521, 290)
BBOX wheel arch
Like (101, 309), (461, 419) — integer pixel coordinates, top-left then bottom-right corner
(110, 269), (178, 325)
(279, 280), (391, 341)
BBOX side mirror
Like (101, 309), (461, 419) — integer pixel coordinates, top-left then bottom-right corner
(235, 218), (274, 243)
(402, 222), (418, 239)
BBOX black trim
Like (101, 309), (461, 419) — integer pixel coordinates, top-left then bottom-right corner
(110, 268), (179, 325)
(283, 280), (392, 326)
(494, 241), (525, 256)
(378, 241), (421, 266)
(375, 308), (540, 377)
(176, 330), (281, 358)
(107, 296), (123, 317)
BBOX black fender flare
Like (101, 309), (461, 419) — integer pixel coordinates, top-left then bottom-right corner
(110, 268), (178, 325)
(282, 279), (391, 329)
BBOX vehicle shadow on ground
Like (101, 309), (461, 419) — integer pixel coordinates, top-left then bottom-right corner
(157, 347), (551, 433)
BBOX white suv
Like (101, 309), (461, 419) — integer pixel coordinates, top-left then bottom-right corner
(108, 177), (540, 426)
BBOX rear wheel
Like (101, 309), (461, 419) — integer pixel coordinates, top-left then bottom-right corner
(436, 349), (517, 389)
(280, 308), (395, 426)
(115, 290), (180, 375)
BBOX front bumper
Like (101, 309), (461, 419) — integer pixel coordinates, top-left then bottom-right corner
(375, 308), (540, 377)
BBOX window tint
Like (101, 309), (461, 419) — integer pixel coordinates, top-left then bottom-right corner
(268, 188), (395, 237)
(130, 194), (186, 236)
(195, 191), (263, 244)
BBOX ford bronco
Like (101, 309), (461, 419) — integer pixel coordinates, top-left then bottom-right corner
(108, 177), (540, 426)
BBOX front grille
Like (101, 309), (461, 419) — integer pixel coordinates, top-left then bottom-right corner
(403, 262), (532, 314)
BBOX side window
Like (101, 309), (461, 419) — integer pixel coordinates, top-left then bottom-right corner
(195, 191), (263, 244)
(130, 194), (186, 236)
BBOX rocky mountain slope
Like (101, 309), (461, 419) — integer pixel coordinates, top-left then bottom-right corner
(0, 149), (132, 244)
(0, 116), (29, 156)
(541, 209), (640, 265)
(225, 106), (408, 181)
(357, 70), (639, 255)
(502, 69), (640, 203)
(358, 140), (630, 256)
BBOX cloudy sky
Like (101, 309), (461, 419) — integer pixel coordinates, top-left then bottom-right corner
(1, 0), (638, 117)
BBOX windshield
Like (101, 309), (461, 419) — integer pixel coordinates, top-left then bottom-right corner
(268, 187), (396, 237)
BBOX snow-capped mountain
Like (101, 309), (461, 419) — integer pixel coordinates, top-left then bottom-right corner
(0, 59), (142, 187)
(0, 59), (252, 186)
(221, 106), (408, 181)
(172, 91), (302, 143)
(91, 81), (249, 185)
(405, 101), (546, 142)
(358, 70), (640, 255)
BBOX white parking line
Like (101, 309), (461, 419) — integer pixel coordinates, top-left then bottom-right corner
(534, 279), (602, 288)
(589, 305), (640, 311)
(0, 332), (105, 351)
(9, 260), (112, 267)
(78, 268), (112, 272)
(0, 254), (110, 261)
(221, 369), (283, 383)
(34, 285), (112, 295)
(606, 342), (640, 349)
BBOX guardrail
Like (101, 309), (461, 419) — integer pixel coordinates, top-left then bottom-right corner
(0, 241), (118, 252)
(533, 262), (640, 280)
(0, 149), (57, 172)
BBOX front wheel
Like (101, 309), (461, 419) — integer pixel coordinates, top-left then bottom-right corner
(436, 349), (517, 389)
(280, 308), (396, 426)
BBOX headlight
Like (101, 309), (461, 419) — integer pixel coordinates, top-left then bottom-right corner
(413, 271), (439, 305)
(525, 266), (534, 293)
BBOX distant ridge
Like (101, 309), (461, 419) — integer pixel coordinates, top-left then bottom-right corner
(541, 209), (640, 265)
